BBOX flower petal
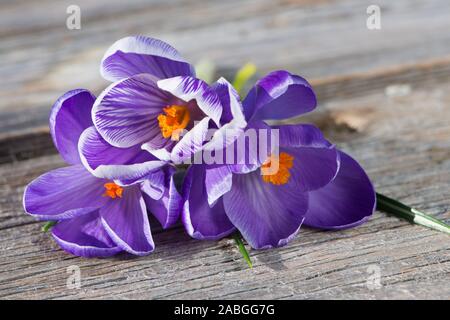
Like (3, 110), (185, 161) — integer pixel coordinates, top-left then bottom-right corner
(92, 73), (172, 148)
(277, 124), (339, 192)
(283, 145), (339, 192)
(79, 126), (166, 183)
(141, 167), (182, 229)
(52, 211), (122, 258)
(243, 70), (316, 121)
(170, 117), (211, 163)
(304, 151), (376, 229)
(100, 185), (154, 255)
(158, 76), (222, 126)
(200, 77), (247, 156)
(227, 120), (273, 174)
(23, 165), (107, 220)
(50, 89), (95, 164)
(141, 145), (172, 162)
(223, 169), (308, 249)
(204, 164), (233, 206)
(277, 123), (333, 149)
(182, 165), (236, 240)
(139, 170), (166, 200)
(212, 77), (246, 126)
(285, 146), (339, 192)
(101, 35), (195, 82)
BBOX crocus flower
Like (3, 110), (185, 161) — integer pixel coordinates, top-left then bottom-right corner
(92, 36), (245, 164)
(23, 89), (181, 257)
(182, 71), (376, 248)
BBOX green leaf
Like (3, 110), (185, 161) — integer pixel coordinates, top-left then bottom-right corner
(376, 192), (450, 235)
(232, 63), (257, 96)
(233, 232), (253, 268)
(195, 60), (216, 84)
(41, 221), (57, 232)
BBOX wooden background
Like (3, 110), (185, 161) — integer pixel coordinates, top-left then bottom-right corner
(0, 0), (449, 299)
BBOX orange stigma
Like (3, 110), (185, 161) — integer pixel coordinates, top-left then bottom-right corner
(103, 182), (123, 199)
(157, 105), (190, 141)
(261, 152), (294, 185)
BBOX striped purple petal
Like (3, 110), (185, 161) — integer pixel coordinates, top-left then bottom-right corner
(52, 211), (122, 258)
(92, 73), (172, 148)
(50, 89), (95, 164)
(243, 70), (316, 122)
(141, 167), (182, 229)
(23, 164), (107, 220)
(223, 169), (308, 249)
(101, 35), (195, 82)
(79, 126), (166, 183)
(100, 184), (154, 256)
(169, 117), (211, 164)
(304, 151), (376, 229)
(204, 164), (233, 206)
(182, 165), (236, 240)
(212, 77), (246, 126)
(277, 124), (339, 192)
(158, 76), (222, 126)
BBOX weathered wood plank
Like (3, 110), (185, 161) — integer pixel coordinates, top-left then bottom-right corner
(2, 0), (450, 136)
(1, 74), (449, 299)
(1, 0), (449, 300)
(2, 56), (450, 164)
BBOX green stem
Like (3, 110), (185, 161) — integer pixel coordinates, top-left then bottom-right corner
(233, 232), (253, 268)
(376, 192), (450, 235)
(194, 60), (216, 84)
(232, 63), (257, 97)
(41, 221), (57, 232)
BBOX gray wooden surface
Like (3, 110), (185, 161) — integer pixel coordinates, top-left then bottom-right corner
(0, 0), (449, 299)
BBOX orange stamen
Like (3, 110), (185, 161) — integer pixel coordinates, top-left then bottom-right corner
(261, 152), (294, 185)
(103, 182), (123, 199)
(157, 105), (190, 141)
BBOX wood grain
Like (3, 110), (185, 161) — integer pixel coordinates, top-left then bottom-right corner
(2, 0), (450, 135)
(0, 0), (449, 300)
(1, 74), (450, 300)
(3, 56), (450, 164)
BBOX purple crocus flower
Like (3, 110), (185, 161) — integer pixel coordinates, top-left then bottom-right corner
(92, 36), (245, 164)
(23, 89), (181, 257)
(182, 70), (376, 249)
